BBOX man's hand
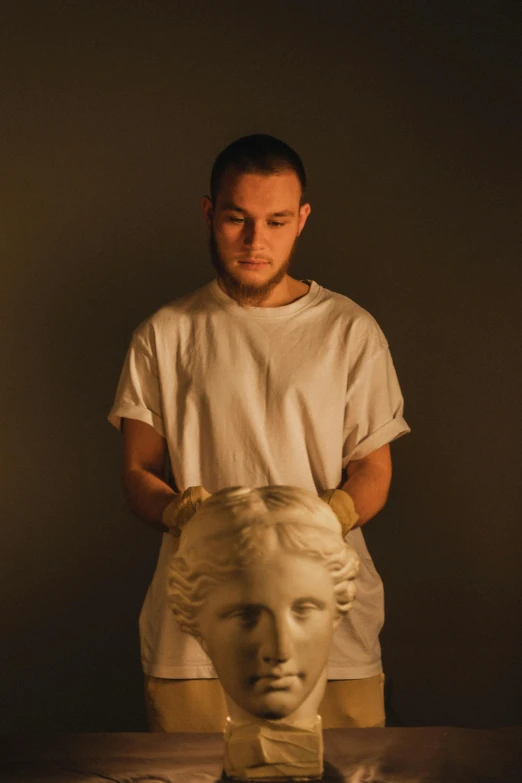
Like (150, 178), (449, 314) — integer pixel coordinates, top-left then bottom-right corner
(122, 419), (212, 534)
(321, 443), (392, 534)
(320, 489), (359, 537)
(162, 486), (212, 536)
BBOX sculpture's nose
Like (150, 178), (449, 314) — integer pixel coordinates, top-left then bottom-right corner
(259, 613), (293, 664)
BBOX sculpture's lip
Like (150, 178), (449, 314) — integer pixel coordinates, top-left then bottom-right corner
(263, 676), (298, 690)
(250, 672), (301, 686)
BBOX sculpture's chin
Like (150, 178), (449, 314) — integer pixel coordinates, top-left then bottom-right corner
(225, 689), (302, 723)
(225, 670), (328, 724)
(251, 690), (305, 721)
(257, 706), (292, 720)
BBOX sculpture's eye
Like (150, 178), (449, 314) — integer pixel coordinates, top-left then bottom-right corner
(233, 606), (261, 629)
(292, 600), (322, 620)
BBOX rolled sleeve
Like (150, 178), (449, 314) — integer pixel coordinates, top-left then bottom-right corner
(108, 323), (165, 438)
(343, 345), (410, 464)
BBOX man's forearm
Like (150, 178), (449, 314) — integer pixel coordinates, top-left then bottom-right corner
(341, 457), (391, 528)
(122, 468), (176, 533)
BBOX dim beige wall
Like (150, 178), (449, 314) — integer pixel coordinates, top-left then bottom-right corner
(1, 1), (520, 730)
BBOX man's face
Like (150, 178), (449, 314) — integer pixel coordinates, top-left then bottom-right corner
(202, 169), (311, 306)
(197, 547), (339, 720)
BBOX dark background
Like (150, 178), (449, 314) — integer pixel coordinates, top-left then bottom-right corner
(1, 1), (521, 731)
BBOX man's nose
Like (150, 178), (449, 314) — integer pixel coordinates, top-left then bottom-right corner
(259, 614), (293, 664)
(243, 220), (265, 248)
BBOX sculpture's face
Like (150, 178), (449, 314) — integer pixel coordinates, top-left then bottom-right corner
(197, 548), (339, 720)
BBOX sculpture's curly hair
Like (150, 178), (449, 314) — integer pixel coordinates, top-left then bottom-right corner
(167, 486), (359, 644)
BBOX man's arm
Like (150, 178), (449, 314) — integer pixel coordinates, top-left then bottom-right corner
(342, 443), (392, 528)
(122, 418), (175, 533)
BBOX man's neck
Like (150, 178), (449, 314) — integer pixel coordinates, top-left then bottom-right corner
(217, 275), (310, 308)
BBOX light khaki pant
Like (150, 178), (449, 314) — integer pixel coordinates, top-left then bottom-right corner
(144, 673), (385, 732)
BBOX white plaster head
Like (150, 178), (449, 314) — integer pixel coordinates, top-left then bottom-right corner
(167, 486), (359, 723)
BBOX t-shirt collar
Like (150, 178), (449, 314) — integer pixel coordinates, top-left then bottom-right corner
(208, 278), (320, 318)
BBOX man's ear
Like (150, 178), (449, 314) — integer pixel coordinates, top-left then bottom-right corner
(297, 202), (311, 235)
(201, 195), (213, 228)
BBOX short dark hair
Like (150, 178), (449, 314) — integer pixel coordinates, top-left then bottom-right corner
(210, 134), (307, 203)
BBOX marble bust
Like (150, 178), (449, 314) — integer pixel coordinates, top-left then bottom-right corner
(167, 486), (359, 780)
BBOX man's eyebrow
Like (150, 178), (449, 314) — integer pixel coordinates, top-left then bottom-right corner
(220, 202), (295, 218)
(269, 209), (295, 217)
(221, 202), (247, 213)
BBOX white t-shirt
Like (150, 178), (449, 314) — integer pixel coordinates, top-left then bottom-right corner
(109, 279), (410, 679)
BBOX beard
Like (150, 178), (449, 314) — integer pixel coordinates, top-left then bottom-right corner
(209, 229), (298, 307)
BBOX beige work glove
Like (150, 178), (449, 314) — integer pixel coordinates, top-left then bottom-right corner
(320, 489), (359, 537)
(162, 486), (212, 537)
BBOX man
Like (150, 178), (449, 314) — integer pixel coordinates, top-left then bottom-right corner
(108, 134), (410, 731)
